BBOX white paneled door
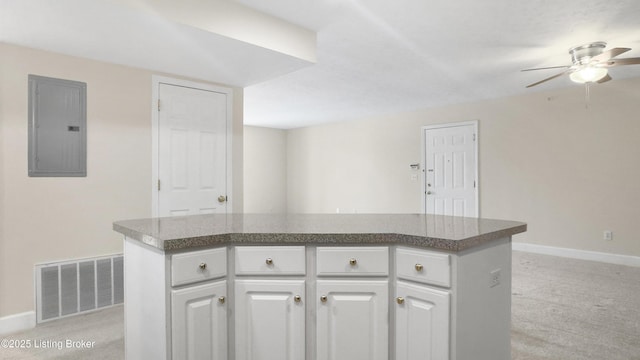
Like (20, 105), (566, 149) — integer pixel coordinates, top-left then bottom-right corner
(158, 83), (228, 216)
(423, 122), (477, 217)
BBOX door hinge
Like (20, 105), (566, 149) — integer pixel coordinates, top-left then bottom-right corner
(474, 180), (476, 188)
(157, 179), (161, 191)
(473, 133), (476, 141)
(157, 99), (161, 111)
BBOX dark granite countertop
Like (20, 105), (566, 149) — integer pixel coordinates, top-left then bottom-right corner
(113, 214), (526, 252)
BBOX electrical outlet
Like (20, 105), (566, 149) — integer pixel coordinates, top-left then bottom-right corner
(604, 230), (613, 241)
(490, 268), (501, 288)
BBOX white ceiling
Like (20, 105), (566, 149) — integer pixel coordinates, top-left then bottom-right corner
(239, 0), (640, 128)
(2, 0), (640, 129)
(0, 0), (314, 87)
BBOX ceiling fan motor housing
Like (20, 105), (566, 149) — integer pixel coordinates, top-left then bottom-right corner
(524, 41), (640, 88)
(569, 42), (606, 65)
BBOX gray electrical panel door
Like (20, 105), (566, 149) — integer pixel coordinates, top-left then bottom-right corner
(28, 75), (87, 177)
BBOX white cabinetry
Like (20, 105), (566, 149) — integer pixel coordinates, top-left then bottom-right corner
(235, 246), (306, 275)
(395, 281), (450, 360)
(316, 247), (389, 360)
(124, 237), (512, 360)
(395, 247), (451, 360)
(170, 247), (228, 360)
(171, 280), (228, 360)
(172, 248), (227, 286)
(316, 246), (389, 276)
(234, 246), (306, 360)
(316, 280), (389, 360)
(235, 280), (306, 360)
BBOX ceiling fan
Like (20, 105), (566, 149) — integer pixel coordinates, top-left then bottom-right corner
(523, 42), (640, 88)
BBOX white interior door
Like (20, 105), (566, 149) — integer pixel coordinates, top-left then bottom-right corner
(423, 122), (477, 217)
(158, 83), (228, 216)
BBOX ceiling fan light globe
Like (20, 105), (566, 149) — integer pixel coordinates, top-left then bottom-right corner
(569, 67), (608, 83)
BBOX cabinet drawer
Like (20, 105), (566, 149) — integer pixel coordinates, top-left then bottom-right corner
(396, 247), (451, 287)
(171, 247), (227, 287)
(317, 247), (389, 276)
(235, 246), (306, 275)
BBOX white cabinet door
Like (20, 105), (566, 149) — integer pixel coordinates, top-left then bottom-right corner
(395, 281), (450, 360)
(316, 280), (389, 360)
(235, 279), (305, 360)
(171, 280), (227, 360)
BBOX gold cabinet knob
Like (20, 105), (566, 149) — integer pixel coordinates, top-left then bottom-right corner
(265, 258), (273, 265)
(217, 195), (226, 203)
(294, 295), (302, 303)
(218, 296), (225, 304)
(199, 263), (207, 270)
(320, 295), (328, 303)
(415, 263), (423, 272)
(349, 258), (357, 266)
(396, 297), (405, 305)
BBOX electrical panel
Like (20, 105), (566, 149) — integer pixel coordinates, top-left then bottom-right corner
(28, 75), (87, 177)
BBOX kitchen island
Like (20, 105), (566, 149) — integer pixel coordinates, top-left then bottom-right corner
(114, 213), (526, 360)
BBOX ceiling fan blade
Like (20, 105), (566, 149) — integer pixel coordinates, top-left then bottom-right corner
(525, 69), (571, 88)
(597, 74), (612, 84)
(521, 65), (571, 72)
(602, 57), (640, 67)
(592, 47), (631, 62)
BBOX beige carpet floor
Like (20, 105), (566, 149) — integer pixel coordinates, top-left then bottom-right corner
(511, 251), (640, 360)
(2, 251), (639, 359)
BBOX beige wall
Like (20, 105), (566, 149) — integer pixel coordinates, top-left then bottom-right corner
(286, 78), (640, 257)
(243, 126), (287, 213)
(0, 43), (243, 317)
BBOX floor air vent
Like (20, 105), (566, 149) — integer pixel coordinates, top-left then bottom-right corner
(35, 254), (123, 323)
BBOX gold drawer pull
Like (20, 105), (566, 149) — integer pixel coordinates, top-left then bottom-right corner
(218, 296), (225, 304)
(320, 295), (328, 303)
(294, 295), (302, 303)
(266, 258), (273, 265)
(349, 258), (357, 266)
(415, 263), (423, 272)
(199, 263), (207, 270)
(397, 297), (405, 305)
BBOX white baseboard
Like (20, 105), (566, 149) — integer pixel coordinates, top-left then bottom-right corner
(513, 242), (640, 267)
(0, 311), (36, 336)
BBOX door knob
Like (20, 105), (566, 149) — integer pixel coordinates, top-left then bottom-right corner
(218, 296), (225, 304)
(217, 195), (226, 203)
(265, 258), (273, 265)
(397, 297), (405, 305)
(349, 258), (357, 266)
(320, 295), (328, 303)
(294, 295), (302, 303)
(415, 263), (424, 272)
